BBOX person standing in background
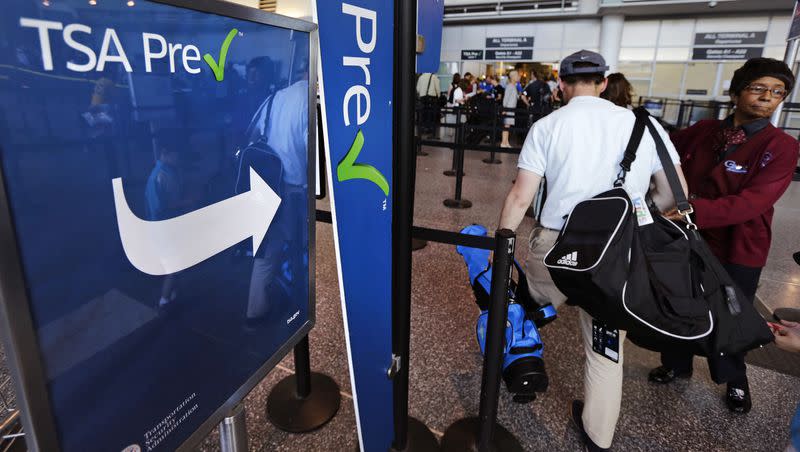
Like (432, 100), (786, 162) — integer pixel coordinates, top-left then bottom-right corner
(464, 72), (479, 101)
(522, 71), (552, 123)
(500, 70), (520, 148)
(416, 72), (441, 136)
(446, 72), (461, 102)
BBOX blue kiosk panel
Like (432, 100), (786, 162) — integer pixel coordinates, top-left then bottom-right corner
(0, 1), (315, 451)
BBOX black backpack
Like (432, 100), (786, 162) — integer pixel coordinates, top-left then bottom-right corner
(543, 107), (773, 357)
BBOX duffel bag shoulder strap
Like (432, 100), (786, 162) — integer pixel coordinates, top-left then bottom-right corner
(639, 109), (693, 217)
(615, 107), (650, 186)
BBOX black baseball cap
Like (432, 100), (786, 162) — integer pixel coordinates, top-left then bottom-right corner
(560, 50), (609, 77)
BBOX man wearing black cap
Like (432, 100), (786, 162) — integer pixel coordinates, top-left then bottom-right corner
(496, 50), (688, 451)
(649, 57), (799, 415)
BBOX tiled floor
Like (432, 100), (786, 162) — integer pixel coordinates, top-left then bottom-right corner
(3, 144), (800, 451)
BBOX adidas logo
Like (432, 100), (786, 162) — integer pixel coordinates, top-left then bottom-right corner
(557, 251), (579, 267)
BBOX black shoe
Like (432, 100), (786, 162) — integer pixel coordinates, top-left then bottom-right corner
(726, 380), (752, 414)
(570, 400), (610, 452)
(648, 366), (692, 384)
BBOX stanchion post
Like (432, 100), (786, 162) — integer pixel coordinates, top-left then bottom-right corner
(676, 100), (686, 129)
(266, 336), (341, 433)
(444, 108), (472, 209)
(477, 230), (514, 451)
(482, 103), (501, 164)
(389, 0), (439, 450)
(294, 336), (312, 398)
(416, 134), (428, 157)
(220, 404), (248, 452)
(440, 229), (522, 452)
(444, 108), (463, 177)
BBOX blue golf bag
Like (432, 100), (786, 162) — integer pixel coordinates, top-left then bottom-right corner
(457, 225), (557, 403)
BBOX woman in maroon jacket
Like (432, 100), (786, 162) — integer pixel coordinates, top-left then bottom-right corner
(649, 58), (799, 414)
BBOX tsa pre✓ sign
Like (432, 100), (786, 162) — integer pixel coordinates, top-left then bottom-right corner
(314, 0), (395, 450)
(0, 1), (315, 451)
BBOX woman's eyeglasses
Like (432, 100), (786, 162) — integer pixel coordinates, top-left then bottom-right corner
(744, 84), (788, 98)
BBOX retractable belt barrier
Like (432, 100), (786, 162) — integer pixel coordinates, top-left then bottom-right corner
(413, 102), (539, 210)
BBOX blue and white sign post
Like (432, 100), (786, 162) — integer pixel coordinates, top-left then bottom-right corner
(314, 1), (395, 450)
(416, 0), (444, 74)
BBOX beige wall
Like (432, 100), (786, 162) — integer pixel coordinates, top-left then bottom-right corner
(221, 0), (259, 8)
(276, 0), (312, 19)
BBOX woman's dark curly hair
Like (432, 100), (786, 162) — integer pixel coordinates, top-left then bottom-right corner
(730, 58), (795, 97)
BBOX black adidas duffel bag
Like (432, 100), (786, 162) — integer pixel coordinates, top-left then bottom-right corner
(543, 107), (773, 357)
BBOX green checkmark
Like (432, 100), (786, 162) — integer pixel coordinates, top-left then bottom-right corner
(203, 28), (238, 82)
(338, 129), (390, 197)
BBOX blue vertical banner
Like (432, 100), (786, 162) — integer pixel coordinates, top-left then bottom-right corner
(313, 1), (395, 451)
(417, 0), (444, 73)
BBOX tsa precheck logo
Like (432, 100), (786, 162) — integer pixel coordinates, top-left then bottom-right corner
(19, 18), (238, 82)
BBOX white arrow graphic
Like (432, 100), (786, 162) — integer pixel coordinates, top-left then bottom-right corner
(112, 167), (282, 276)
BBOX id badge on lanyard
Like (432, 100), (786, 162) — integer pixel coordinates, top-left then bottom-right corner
(592, 319), (620, 363)
(626, 187), (654, 227)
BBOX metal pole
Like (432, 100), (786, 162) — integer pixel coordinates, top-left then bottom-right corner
(444, 108), (461, 176)
(772, 38), (800, 126)
(294, 336), (312, 399)
(477, 230), (515, 452)
(219, 404), (248, 452)
(676, 100), (686, 129)
(454, 127), (465, 201)
(392, 0), (418, 448)
(444, 113), (472, 208)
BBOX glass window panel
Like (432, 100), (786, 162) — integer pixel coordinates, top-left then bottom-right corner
(652, 63), (684, 96)
(766, 17), (791, 45)
(442, 27), (461, 50)
(619, 47), (655, 61)
(621, 21), (659, 46)
(718, 62), (740, 97)
(563, 20), (600, 47)
(763, 46), (785, 60)
(684, 62), (718, 97)
(656, 47), (690, 61)
(438, 62), (461, 92)
(630, 80), (651, 102)
(658, 20), (694, 47)
(535, 23), (565, 47)
(617, 62), (653, 79)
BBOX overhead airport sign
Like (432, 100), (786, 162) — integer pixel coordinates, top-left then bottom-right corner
(485, 49), (533, 60)
(694, 32), (766, 46)
(485, 36), (534, 49)
(461, 49), (484, 60)
(692, 47), (763, 60)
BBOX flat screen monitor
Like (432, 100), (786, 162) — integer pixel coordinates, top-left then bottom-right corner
(0, 1), (317, 451)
